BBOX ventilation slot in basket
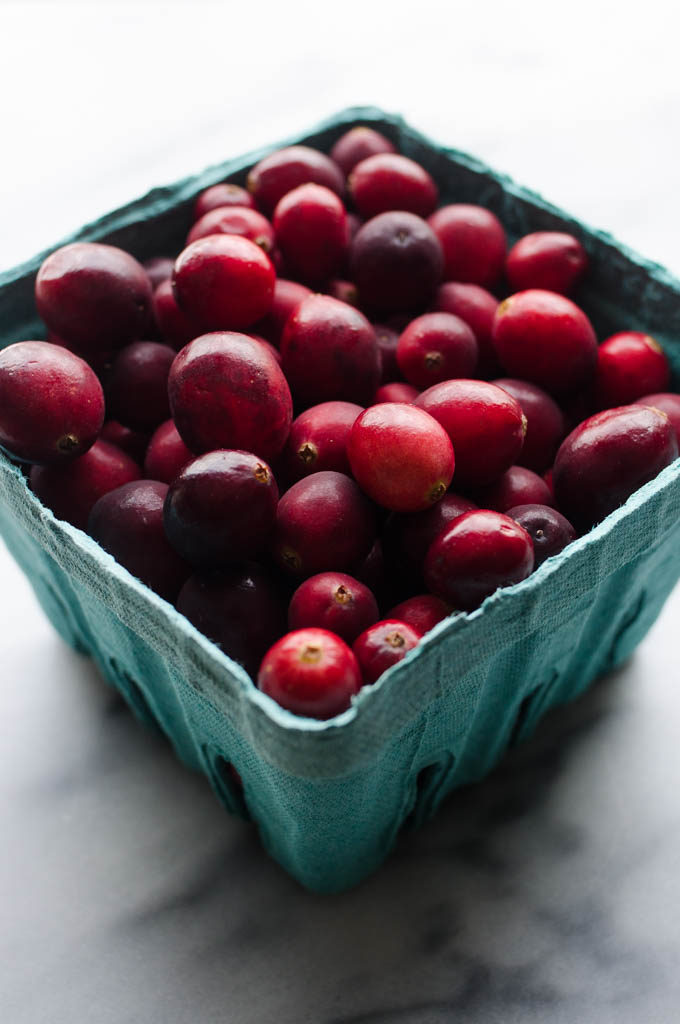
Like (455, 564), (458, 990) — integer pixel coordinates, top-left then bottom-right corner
(205, 749), (250, 820)
(107, 657), (163, 736)
(403, 754), (456, 831)
(508, 670), (560, 748)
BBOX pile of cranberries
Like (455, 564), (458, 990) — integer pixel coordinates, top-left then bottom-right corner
(1, 126), (678, 721)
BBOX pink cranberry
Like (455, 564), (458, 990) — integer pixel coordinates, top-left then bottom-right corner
(349, 154), (438, 219)
(152, 278), (201, 350)
(252, 278), (312, 347)
(427, 205), (506, 287)
(347, 403), (454, 512)
(595, 332), (670, 408)
(396, 312), (478, 388)
(506, 504), (576, 566)
(100, 421), (149, 465)
(373, 324), (401, 382)
(353, 619), (420, 684)
(387, 595), (451, 636)
(327, 280), (359, 307)
(0, 341), (104, 464)
(143, 257), (174, 291)
(106, 341), (175, 432)
(193, 183), (255, 221)
(425, 509), (534, 610)
(382, 492), (477, 580)
(506, 232), (588, 295)
(330, 126), (397, 175)
(432, 282), (500, 377)
(187, 205), (275, 253)
(633, 393), (680, 446)
(273, 183), (348, 285)
(492, 378), (566, 473)
(258, 627), (362, 719)
(475, 465), (554, 512)
(144, 420), (193, 483)
(280, 400), (363, 483)
(288, 572), (379, 643)
(247, 146), (345, 216)
(373, 382), (420, 404)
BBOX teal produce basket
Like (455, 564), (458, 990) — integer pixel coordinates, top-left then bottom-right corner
(1, 107), (679, 893)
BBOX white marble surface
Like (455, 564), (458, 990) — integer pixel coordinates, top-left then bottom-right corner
(1, 2), (680, 1021)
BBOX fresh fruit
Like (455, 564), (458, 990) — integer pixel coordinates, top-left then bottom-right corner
(633, 393), (680, 445)
(143, 420), (193, 483)
(280, 401), (363, 482)
(288, 572), (379, 643)
(386, 595), (451, 636)
(193, 182), (255, 220)
(330, 126), (396, 175)
(247, 146), (345, 215)
(373, 323), (401, 382)
(373, 382), (420, 404)
(106, 341), (175, 432)
(257, 627), (362, 719)
(350, 211), (443, 313)
(273, 183), (347, 285)
(327, 279), (359, 306)
(353, 619), (420, 683)
(252, 278), (312, 347)
(187, 205), (275, 252)
(428, 205), (506, 286)
(100, 421), (149, 465)
(432, 281), (500, 376)
(506, 232), (588, 295)
(506, 504), (576, 566)
(493, 378), (566, 472)
(152, 278), (201, 350)
(396, 312), (478, 388)
(595, 332), (670, 408)
(474, 465), (555, 512)
(382, 492), (477, 580)
(349, 153), (438, 219)
(143, 257), (174, 290)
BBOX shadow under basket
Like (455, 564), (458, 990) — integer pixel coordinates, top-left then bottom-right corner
(1, 106), (679, 893)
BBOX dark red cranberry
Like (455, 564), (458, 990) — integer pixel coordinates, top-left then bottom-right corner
(349, 154), (438, 219)
(382, 492), (477, 580)
(273, 471), (376, 576)
(396, 312), (478, 388)
(373, 382), (420, 404)
(387, 595), (451, 636)
(506, 504), (576, 566)
(633, 393), (680, 446)
(348, 403), (454, 512)
(330, 126), (397, 175)
(288, 572), (379, 643)
(247, 146), (345, 216)
(252, 278), (312, 347)
(425, 509), (534, 610)
(373, 323), (401, 382)
(353, 619), (420, 684)
(187, 205), (275, 253)
(350, 211), (443, 314)
(88, 480), (190, 602)
(106, 341), (175, 432)
(492, 289), (598, 396)
(346, 212), (362, 241)
(281, 294), (380, 407)
(193, 183), (255, 220)
(273, 183), (348, 285)
(432, 282), (501, 376)
(553, 405), (678, 531)
(415, 379), (525, 487)
(327, 280), (359, 307)
(168, 332), (292, 460)
(152, 278), (201, 350)
(492, 378), (566, 473)
(144, 419), (193, 483)
(0, 341), (104, 464)
(258, 627), (362, 719)
(35, 242), (152, 354)
(475, 465), (554, 512)
(506, 232), (588, 295)
(143, 257), (174, 291)
(427, 205), (506, 287)
(249, 334), (282, 364)
(595, 332), (670, 408)
(30, 440), (141, 530)
(543, 468), (555, 502)
(281, 401), (363, 482)
(351, 539), (391, 609)
(100, 421), (149, 465)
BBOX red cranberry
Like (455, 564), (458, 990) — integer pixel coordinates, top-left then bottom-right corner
(382, 492), (477, 580)
(347, 403), (454, 512)
(543, 468), (555, 502)
(633, 393), (680, 446)
(144, 419), (193, 483)
(506, 504), (576, 566)
(373, 324), (401, 382)
(415, 379), (525, 487)
(100, 421), (149, 465)
(425, 509), (534, 610)
(193, 183), (255, 220)
(247, 146), (345, 216)
(553, 405), (678, 531)
(427, 206), (506, 287)
(396, 312), (478, 388)
(30, 440), (140, 530)
(0, 341), (104, 464)
(475, 465), (554, 512)
(152, 278), (201, 350)
(252, 278), (312, 347)
(506, 232), (588, 295)
(281, 294), (380, 407)
(106, 341), (175, 432)
(273, 183), (348, 285)
(258, 627), (362, 719)
(350, 211), (444, 314)
(492, 289), (598, 396)
(349, 154), (438, 219)
(327, 280), (359, 307)
(187, 205), (275, 253)
(88, 480), (190, 602)
(493, 378), (566, 473)
(281, 401), (363, 482)
(330, 126), (397, 175)
(595, 332), (670, 408)
(249, 334), (282, 365)
(351, 539), (389, 605)
(273, 471), (376, 576)
(353, 619), (420, 684)
(387, 595), (451, 636)
(168, 332), (292, 460)
(288, 572), (379, 643)
(432, 282), (501, 376)
(373, 382), (420, 404)
(143, 257), (174, 291)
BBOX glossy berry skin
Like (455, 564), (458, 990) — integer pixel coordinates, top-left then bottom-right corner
(164, 450), (278, 567)
(143, 257), (174, 290)
(273, 183), (348, 285)
(397, 312), (478, 388)
(415, 379), (526, 488)
(152, 278), (201, 350)
(349, 153), (438, 219)
(273, 471), (376, 577)
(288, 572), (379, 644)
(281, 294), (380, 407)
(633, 393), (680, 446)
(373, 324), (400, 382)
(330, 126), (397, 175)
(595, 332), (670, 409)
(193, 183), (255, 221)
(172, 235), (275, 331)
(425, 510), (535, 611)
(427, 205), (506, 287)
(506, 504), (576, 567)
(258, 628), (362, 719)
(492, 289), (598, 396)
(352, 619), (420, 684)
(144, 420), (193, 484)
(106, 341), (175, 432)
(373, 382), (419, 404)
(493, 378), (566, 473)
(168, 332), (293, 460)
(100, 421), (149, 465)
(88, 480), (190, 603)
(252, 278), (312, 347)
(432, 281), (500, 377)
(35, 242), (153, 354)
(553, 405), (679, 532)
(475, 465), (555, 512)
(281, 401), (363, 483)
(382, 492), (477, 581)
(30, 440), (141, 530)
(187, 205), (275, 252)
(247, 146), (345, 216)
(348, 403), (454, 512)
(387, 595), (451, 636)
(506, 232), (588, 295)
(0, 341), (105, 464)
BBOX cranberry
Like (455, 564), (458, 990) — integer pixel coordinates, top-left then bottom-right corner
(543, 467), (555, 502)
(633, 393), (680, 446)
(382, 492), (477, 581)
(247, 146), (345, 216)
(425, 509), (534, 610)
(273, 471), (376, 576)
(249, 334), (282, 364)
(373, 324), (401, 382)
(351, 539), (390, 605)
(252, 278), (312, 347)
(30, 440), (140, 530)
(492, 289), (598, 396)
(373, 382), (420, 404)
(143, 257), (174, 291)
(273, 183), (348, 285)
(168, 332), (292, 460)
(106, 341), (175, 432)
(280, 400), (363, 483)
(193, 183), (255, 221)
(475, 465), (554, 512)
(353, 619), (420, 684)
(493, 378), (566, 473)
(152, 278), (201, 350)
(553, 405), (678, 531)
(327, 280), (359, 307)
(330, 126), (396, 175)
(595, 332), (670, 408)
(100, 421), (149, 465)
(88, 480), (190, 602)
(506, 232), (588, 295)
(288, 572), (379, 643)
(349, 154), (438, 219)
(432, 281), (501, 377)
(396, 312), (478, 388)
(427, 205), (506, 287)
(144, 419), (193, 483)
(0, 341), (104, 464)
(346, 212), (362, 241)
(347, 403), (454, 512)
(350, 211), (443, 314)
(415, 379), (525, 487)
(187, 205), (275, 253)
(506, 504), (576, 566)
(387, 595), (451, 636)
(281, 294), (380, 407)
(258, 627), (362, 719)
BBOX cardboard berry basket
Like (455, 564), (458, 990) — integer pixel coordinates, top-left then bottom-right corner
(1, 106), (679, 893)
